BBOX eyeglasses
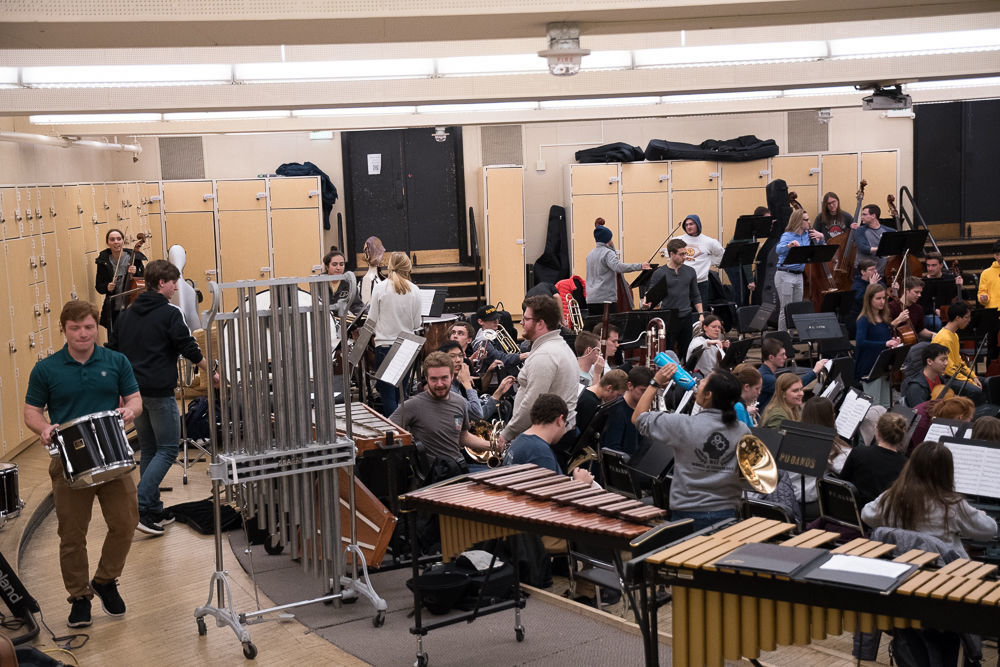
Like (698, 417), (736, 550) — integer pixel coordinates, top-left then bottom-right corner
(521, 316), (536, 323)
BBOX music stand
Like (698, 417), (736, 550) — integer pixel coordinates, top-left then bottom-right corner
(644, 276), (670, 309)
(418, 288), (447, 317)
(720, 338), (754, 370)
(719, 240), (759, 305)
(373, 332), (427, 418)
(734, 215), (773, 241)
(862, 345), (910, 405)
(792, 311), (843, 361)
(875, 230), (928, 260)
(778, 421), (836, 529)
(922, 277), (958, 314)
(747, 302), (775, 333)
(630, 265), (660, 297)
(783, 244), (839, 267)
(819, 290), (854, 324)
(835, 388), (873, 442)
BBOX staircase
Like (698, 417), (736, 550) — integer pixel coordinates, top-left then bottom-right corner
(410, 263), (485, 315)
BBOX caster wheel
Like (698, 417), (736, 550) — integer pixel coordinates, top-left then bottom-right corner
(242, 642), (258, 660)
(263, 537), (284, 556)
(415, 652), (429, 667)
(515, 627), (525, 642)
(373, 609), (386, 627)
(196, 617), (207, 636)
(341, 594), (358, 604)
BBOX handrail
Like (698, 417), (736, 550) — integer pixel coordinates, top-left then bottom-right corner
(897, 185), (943, 255)
(469, 206), (484, 310)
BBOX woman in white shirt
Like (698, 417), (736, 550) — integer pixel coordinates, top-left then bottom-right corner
(368, 252), (422, 415)
(685, 314), (730, 378)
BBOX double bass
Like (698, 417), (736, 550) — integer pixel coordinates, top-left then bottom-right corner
(796, 192), (840, 311)
(829, 180), (866, 290)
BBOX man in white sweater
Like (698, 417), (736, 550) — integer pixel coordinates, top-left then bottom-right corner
(674, 214), (724, 307)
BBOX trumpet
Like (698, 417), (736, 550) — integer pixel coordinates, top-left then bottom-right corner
(482, 326), (519, 355)
(566, 296), (585, 333)
(466, 419), (505, 468)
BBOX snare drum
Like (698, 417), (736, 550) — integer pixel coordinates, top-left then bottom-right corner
(0, 463), (22, 518)
(51, 411), (136, 489)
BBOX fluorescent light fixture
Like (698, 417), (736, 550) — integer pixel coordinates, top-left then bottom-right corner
(635, 41), (827, 68)
(782, 86), (863, 97)
(437, 54), (548, 76)
(905, 76), (1000, 90)
(291, 106), (417, 117)
(310, 130), (335, 140)
(235, 58), (434, 82)
(539, 96), (660, 110)
(660, 90), (781, 103)
(163, 110), (290, 121)
(416, 101), (539, 113)
(30, 113), (163, 124)
(830, 28), (1000, 58)
(0, 67), (18, 88)
(580, 51), (633, 71)
(22, 64), (231, 88)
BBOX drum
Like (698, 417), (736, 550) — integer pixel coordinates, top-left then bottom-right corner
(421, 314), (458, 353)
(0, 464), (22, 518)
(51, 411), (136, 489)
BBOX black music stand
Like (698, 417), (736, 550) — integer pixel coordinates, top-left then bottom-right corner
(783, 244), (839, 267)
(719, 338), (754, 370)
(374, 332), (427, 413)
(792, 312), (844, 361)
(719, 240), (759, 307)
(643, 276), (669, 309)
(922, 277), (959, 315)
(778, 421), (836, 529)
(862, 345), (910, 406)
(819, 290), (854, 324)
(630, 265), (660, 299)
(876, 229), (928, 261)
(734, 215), (773, 241)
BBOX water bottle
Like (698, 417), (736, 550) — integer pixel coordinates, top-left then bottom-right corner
(653, 350), (697, 391)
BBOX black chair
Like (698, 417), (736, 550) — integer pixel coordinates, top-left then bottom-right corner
(817, 477), (865, 535)
(566, 540), (629, 616)
(783, 300), (815, 335)
(736, 305), (760, 336)
(984, 375), (1000, 406)
(740, 498), (794, 525)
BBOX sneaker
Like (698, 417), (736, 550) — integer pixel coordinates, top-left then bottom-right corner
(154, 509), (176, 526)
(67, 597), (91, 627)
(137, 513), (165, 536)
(91, 578), (126, 617)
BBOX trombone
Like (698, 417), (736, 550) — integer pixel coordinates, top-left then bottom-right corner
(565, 296), (585, 333)
(482, 327), (519, 355)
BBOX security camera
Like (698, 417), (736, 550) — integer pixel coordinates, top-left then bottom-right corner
(432, 127), (449, 143)
(538, 23), (590, 76)
(132, 153), (139, 163)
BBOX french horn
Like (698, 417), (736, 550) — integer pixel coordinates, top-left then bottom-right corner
(736, 434), (778, 494)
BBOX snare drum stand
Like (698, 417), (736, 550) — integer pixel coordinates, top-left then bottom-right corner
(175, 358), (211, 485)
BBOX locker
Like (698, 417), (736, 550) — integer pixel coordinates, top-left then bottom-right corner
(271, 209), (322, 280)
(163, 181), (216, 213)
(771, 155), (820, 187)
(669, 161), (720, 191)
(570, 194), (620, 280)
(570, 164), (620, 196)
(721, 160), (771, 190)
(481, 167), (526, 317)
(621, 162), (670, 194)
(268, 176), (319, 209)
(217, 179), (268, 211)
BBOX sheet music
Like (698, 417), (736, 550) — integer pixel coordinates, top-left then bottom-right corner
(818, 554), (912, 579)
(419, 289), (436, 316)
(924, 419), (966, 444)
(835, 390), (871, 440)
(944, 441), (1000, 498)
(820, 377), (841, 400)
(380, 339), (422, 386)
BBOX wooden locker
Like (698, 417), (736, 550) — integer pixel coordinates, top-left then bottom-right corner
(37, 233), (56, 307)
(0, 188), (17, 240)
(861, 152), (899, 220)
(271, 209), (323, 280)
(58, 185), (82, 229)
(570, 164), (620, 195)
(164, 212), (217, 294)
(721, 188), (768, 244)
(144, 213), (164, 262)
(669, 161), (720, 191)
(217, 179), (268, 211)
(571, 194), (619, 280)
(621, 192), (669, 263)
(820, 154), (860, 218)
(0, 350), (18, 452)
(621, 162), (670, 194)
(142, 182), (162, 214)
(771, 155), (820, 187)
(268, 176), (319, 209)
(789, 186), (820, 218)
(17, 186), (35, 236)
(163, 181), (216, 213)
(218, 210), (270, 309)
(672, 190), (720, 240)
(721, 160), (771, 190)
(35, 186), (55, 234)
(93, 183), (111, 225)
(482, 167), (525, 317)
(82, 185), (101, 253)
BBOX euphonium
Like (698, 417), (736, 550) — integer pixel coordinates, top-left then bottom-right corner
(482, 327), (519, 355)
(736, 434), (778, 494)
(566, 296), (585, 333)
(466, 419), (504, 468)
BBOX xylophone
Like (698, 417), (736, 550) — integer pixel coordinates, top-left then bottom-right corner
(642, 517), (1000, 667)
(335, 403), (412, 454)
(401, 463), (672, 560)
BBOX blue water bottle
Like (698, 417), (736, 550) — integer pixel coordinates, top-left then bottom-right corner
(653, 350), (697, 391)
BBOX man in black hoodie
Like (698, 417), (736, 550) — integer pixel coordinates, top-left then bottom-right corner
(111, 260), (216, 535)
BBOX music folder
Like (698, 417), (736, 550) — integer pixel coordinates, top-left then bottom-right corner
(630, 265), (660, 290)
(800, 554), (918, 593)
(713, 542), (828, 577)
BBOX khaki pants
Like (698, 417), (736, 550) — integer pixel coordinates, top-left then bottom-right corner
(49, 458), (138, 601)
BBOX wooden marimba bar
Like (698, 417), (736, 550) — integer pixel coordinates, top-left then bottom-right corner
(335, 403), (412, 455)
(401, 463), (670, 560)
(642, 517), (1000, 667)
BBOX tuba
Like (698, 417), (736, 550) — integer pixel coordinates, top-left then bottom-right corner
(736, 434), (778, 494)
(483, 327), (519, 355)
(467, 419), (505, 468)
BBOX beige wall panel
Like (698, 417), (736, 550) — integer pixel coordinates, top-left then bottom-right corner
(861, 151), (899, 221)
(217, 179), (268, 211)
(164, 212), (217, 292)
(621, 162), (670, 194)
(269, 177), (320, 209)
(0, 351), (19, 452)
(571, 194), (619, 279)
(820, 154), (861, 219)
(622, 192), (669, 264)
(57, 185), (82, 229)
(571, 165), (620, 196)
(721, 160), (771, 190)
(669, 161), (721, 191)
(483, 167), (525, 317)
(163, 181), (216, 213)
(771, 155), (820, 187)
(0, 188), (17, 240)
(722, 188), (768, 243)
(271, 208), (323, 280)
(672, 190), (720, 240)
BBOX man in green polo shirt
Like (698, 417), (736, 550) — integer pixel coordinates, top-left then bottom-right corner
(23, 300), (142, 630)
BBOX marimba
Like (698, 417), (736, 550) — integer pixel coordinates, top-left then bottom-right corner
(640, 517), (1000, 667)
(335, 403), (412, 454)
(400, 464), (688, 667)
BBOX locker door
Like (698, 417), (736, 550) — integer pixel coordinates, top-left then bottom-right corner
(570, 164), (620, 195)
(217, 210), (269, 308)
(672, 190), (720, 241)
(861, 152), (899, 220)
(17, 187), (34, 236)
(0, 188), (18, 240)
(721, 188), (768, 245)
(622, 192), (669, 264)
(82, 186), (101, 253)
(771, 155), (820, 187)
(571, 194), (619, 279)
(483, 167), (525, 317)
(163, 181), (215, 213)
(721, 160), (771, 190)
(164, 212), (218, 294)
(68, 229), (90, 302)
(37, 186), (56, 234)
(57, 185), (82, 229)
(820, 154), (860, 220)
(669, 161), (720, 190)
(621, 162), (670, 194)
(217, 179), (267, 211)
(94, 183), (111, 225)
(268, 177), (319, 209)
(271, 209), (323, 280)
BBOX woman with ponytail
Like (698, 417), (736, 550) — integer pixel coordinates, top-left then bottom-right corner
(368, 251), (422, 415)
(632, 367), (749, 530)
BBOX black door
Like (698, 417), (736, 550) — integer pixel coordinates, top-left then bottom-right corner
(342, 127), (465, 266)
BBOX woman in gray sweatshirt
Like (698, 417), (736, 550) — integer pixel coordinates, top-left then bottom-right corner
(632, 367), (750, 531)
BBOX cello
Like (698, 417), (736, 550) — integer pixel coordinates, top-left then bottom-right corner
(794, 192), (840, 311)
(830, 180), (867, 290)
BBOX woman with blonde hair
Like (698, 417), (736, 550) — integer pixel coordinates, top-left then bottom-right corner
(759, 373), (804, 429)
(839, 412), (909, 508)
(856, 283), (902, 406)
(774, 208), (824, 330)
(368, 251), (422, 415)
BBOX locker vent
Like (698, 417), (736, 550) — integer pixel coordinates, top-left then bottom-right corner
(480, 125), (523, 167)
(158, 136), (205, 180)
(787, 110), (829, 153)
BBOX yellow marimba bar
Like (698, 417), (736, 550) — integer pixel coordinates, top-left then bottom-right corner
(646, 517), (1000, 667)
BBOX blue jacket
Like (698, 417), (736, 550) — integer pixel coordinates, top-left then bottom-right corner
(776, 230), (821, 273)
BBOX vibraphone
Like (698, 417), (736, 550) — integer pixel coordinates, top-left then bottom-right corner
(637, 517), (1000, 667)
(335, 403), (412, 454)
(400, 463), (687, 667)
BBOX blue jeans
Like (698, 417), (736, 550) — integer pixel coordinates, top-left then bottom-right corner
(134, 395), (180, 514)
(374, 345), (401, 417)
(925, 313), (942, 332)
(671, 508), (738, 532)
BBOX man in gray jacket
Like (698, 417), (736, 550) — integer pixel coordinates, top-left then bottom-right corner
(585, 223), (650, 316)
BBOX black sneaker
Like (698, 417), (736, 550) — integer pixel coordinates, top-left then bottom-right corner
(154, 509), (176, 526)
(91, 578), (126, 617)
(67, 597), (91, 627)
(137, 513), (165, 536)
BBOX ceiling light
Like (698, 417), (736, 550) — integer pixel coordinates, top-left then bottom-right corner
(437, 54), (547, 76)
(830, 28), (1000, 58)
(905, 76), (1000, 90)
(540, 96), (659, 110)
(22, 64), (231, 88)
(291, 106), (417, 117)
(538, 23), (590, 76)
(29, 113), (163, 124)
(634, 41), (827, 68)
(163, 110), (291, 121)
(235, 59), (434, 82)
(660, 90), (781, 104)
(416, 102), (539, 113)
